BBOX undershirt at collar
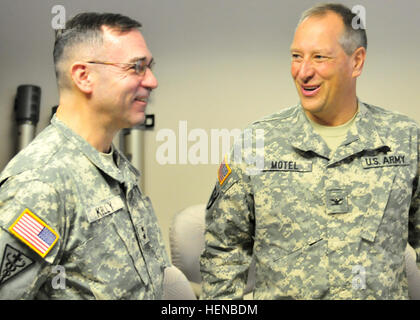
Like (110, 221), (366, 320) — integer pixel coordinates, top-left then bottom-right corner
(99, 144), (119, 170)
(307, 106), (359, 155)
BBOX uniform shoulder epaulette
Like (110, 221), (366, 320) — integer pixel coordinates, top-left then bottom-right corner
(0, 128), (63, 184)
(251, 105), (299, 126)
(364, 102), (419, 127)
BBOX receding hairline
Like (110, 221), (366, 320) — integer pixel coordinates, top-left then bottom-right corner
(292, 11), (346, 45)
(299, 6), (336, 23)
(296, 3), (367, 55)
(295, 9), (366, 56)
(297, 10), (346, 35)
(100, 25), (145, 47)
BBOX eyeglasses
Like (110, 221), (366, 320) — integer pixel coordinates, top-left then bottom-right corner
(86, 58), (155, 76)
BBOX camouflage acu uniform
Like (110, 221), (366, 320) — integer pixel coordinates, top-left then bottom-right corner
(201, 101), (420, 299)
(0, 115), (170, 299)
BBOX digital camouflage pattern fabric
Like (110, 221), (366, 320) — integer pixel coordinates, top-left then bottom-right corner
(201, 102), (420, 299)
(0, 115), (170, 299)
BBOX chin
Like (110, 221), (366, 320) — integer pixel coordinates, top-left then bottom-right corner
(300, 97), (326, 114)
(130, 114), (146, 127)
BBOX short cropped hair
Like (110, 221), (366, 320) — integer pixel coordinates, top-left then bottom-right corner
(298, 3), (367, 55)
(53, 12), (142, 89)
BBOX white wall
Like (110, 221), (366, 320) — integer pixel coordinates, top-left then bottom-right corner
(1, 0), (419, 256)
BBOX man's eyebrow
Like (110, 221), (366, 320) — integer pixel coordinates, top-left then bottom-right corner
(289, 48), (333, 55)
(128, 56), (147, 63)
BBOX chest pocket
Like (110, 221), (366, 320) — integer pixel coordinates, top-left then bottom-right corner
(357, 171), (396, 243)
(356, 159), (412, 249)
(253, 169), (324, 278)
(69, 205), (150, 299)
(357, 150), (414, 236)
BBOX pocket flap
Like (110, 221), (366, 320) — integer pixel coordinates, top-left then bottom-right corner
(360, 170), (396, 242)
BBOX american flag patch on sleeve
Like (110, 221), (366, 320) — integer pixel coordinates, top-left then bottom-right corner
(8, 209), (59, 258)
(218, 155), (232, 185)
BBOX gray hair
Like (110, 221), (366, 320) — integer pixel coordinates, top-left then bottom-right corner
(298, 3), (367, 55)
(53, 12), (142, 89)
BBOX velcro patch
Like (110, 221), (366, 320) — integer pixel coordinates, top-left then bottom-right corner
(218, 155), (232, 185)
(326, 189), (349, 214)
(362, 154), (409, 169)
(263, 160), (312, 172)
(0, 244), (34, 286)
(8, 209), (59, 258)
(87, 196), (124, 223)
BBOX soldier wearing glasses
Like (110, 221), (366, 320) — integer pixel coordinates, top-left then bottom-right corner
(0, 12), (170, 299)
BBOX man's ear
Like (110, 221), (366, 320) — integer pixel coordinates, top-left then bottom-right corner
(351, 47), (366, 78)
(70, 62), (94, 94)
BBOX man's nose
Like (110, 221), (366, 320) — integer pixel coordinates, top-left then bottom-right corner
(141, 68), (158, 90)
(298, 60), (315, 82)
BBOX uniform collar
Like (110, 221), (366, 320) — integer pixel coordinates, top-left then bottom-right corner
(352, 101), (389, 151)
(51, 115), (140, 184)
(288, 100), (390, 161)
(288, 106), (331, 159)
(329, 101), (390, 165)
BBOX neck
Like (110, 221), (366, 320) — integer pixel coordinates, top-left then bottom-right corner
(56, 95), (117, 153)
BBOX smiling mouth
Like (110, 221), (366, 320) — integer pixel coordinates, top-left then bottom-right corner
(304, 85), (319, 91)
(134, 97), (148, 103)
(301, 84), (321, 96)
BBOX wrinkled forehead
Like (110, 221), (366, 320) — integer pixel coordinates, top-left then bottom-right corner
(99, 26), (152, 61)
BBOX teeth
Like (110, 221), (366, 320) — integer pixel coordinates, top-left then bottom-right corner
(304, 86), (319, 91)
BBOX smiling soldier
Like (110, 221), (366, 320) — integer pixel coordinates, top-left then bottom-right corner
(200, 3), (420, 299)
(0, 12), (170, 299)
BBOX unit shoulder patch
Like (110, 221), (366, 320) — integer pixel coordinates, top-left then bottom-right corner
(0, 244), (34, 286)
(206, 186), (219, 210)
(8, 208), (59, 258)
